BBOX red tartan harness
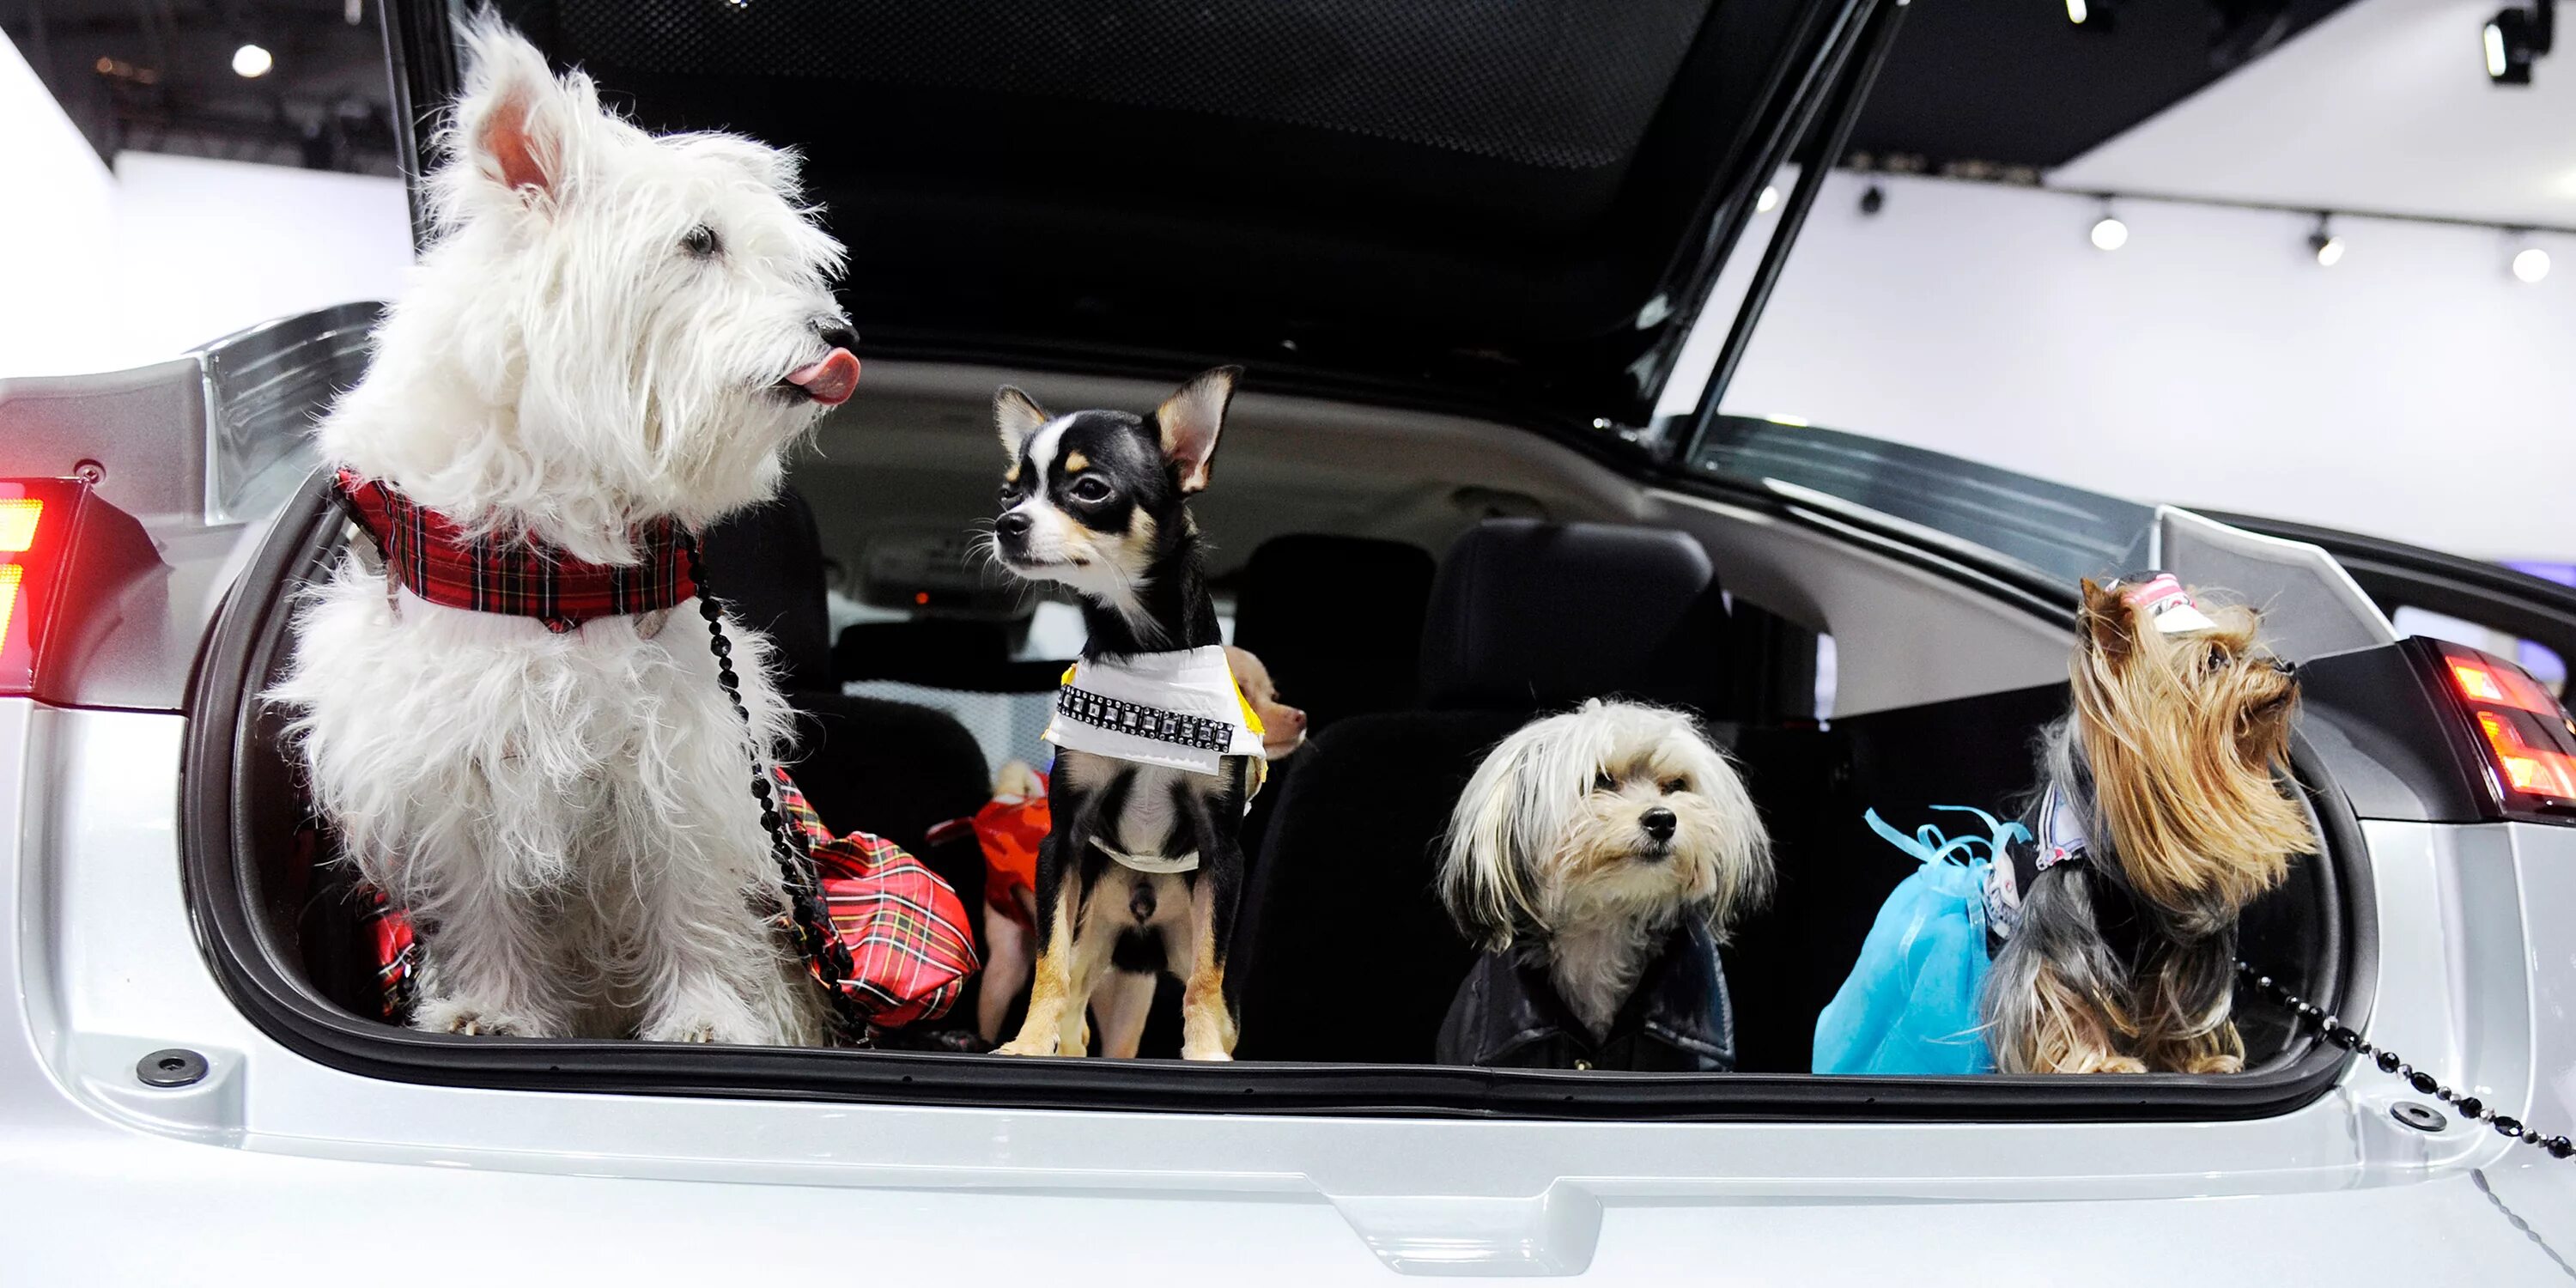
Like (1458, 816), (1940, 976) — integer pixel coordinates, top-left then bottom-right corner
(331, 471), (976, 1036)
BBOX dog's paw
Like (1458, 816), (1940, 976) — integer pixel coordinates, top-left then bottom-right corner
(1179, 1047), (1234, 1062)
(994, 1032), (1060, 1057)
(414, 998), (546, 1038)
(641, 1010), (776, 1046)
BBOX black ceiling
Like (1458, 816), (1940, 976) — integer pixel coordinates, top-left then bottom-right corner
(3, 0), (398, 175)
(1850, 0), (2365, 173)
(1, 0), (2363, 183)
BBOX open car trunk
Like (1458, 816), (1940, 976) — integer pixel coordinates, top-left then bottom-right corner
(174, 1), (2373, 1120)
(182, 342), (2371, 1121)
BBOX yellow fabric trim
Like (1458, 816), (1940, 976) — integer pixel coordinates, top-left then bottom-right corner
(1232, 671), (1267, 736)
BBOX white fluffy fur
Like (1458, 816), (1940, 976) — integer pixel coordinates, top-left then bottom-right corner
(1439, 701), (1773, 1038)
(267, 20), (849, 1044)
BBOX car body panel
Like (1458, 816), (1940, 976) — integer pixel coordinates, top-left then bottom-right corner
(7, 698), (2573, 1277)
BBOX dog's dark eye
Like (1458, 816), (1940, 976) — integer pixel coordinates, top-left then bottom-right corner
(681, 224), (721, 258)
(2204, 647), (2231, 674)
(998, 484), (1019, 506)
(1661, 776), (1689, 795)
(1592, 771), (1616, 793)
(1068, 477), (1112, 503)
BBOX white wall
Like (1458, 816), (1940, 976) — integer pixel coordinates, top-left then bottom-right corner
(111, 152), (414, 365)
(1666, 169), (2576, 562)
(0, 33), (122, 378)
(0, 33), (413, 380)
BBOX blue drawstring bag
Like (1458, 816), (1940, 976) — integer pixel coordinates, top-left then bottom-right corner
(1813, 805), (2028, 1075)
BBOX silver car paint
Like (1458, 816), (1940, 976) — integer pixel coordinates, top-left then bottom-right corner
(5, 699), (2574, 1281)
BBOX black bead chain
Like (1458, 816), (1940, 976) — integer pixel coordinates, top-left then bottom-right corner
(2238, 960), (2573, 1159)
(678, 531), (866, 1042)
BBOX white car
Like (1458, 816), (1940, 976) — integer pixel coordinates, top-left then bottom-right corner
(6, 2), (2576, 1280)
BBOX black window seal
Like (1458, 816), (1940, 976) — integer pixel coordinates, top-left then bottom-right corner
(179, 468), (2369, 1121)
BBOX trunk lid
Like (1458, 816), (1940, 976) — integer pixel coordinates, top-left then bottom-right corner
(397, 0), (1896, 428)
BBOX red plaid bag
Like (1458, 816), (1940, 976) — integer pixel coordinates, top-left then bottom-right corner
(353, 767), (976, 1036)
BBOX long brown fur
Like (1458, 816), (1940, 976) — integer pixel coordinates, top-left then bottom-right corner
(1987, 578), (2318, 1074)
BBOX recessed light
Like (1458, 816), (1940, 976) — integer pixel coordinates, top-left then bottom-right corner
(232, 43), (272, 78)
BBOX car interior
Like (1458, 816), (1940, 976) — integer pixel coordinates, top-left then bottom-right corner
(235, 361), (2349, 1078)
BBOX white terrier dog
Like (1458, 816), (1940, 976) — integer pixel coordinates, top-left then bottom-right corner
(270, 21), (859, 1045)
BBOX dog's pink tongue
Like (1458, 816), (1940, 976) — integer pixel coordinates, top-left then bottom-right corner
(786, 349), (860, 406)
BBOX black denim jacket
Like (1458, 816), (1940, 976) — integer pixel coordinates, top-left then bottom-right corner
(1433, 920), (1738, 1072)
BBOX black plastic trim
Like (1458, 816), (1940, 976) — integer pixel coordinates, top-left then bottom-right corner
(179, 468), (2362, 1122)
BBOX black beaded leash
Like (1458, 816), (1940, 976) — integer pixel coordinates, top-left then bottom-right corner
(679, 531), (867, 1043)
(2237, 960), (2573, 1159)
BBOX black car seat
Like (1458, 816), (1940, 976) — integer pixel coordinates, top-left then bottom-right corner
(700, 489), (993, 860)
(1229, 534), (1437, 737)
(1229, 519), (1734, 1063)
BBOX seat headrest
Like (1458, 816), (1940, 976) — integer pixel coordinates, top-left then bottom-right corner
(835, 618), (1066, 693)
(700, 487), (831, 692)
(1230, 534), (1436, 732)
(1420, 519), (1727, 713)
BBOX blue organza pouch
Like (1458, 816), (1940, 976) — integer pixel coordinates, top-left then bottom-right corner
(1812, 805), (2028, 1075)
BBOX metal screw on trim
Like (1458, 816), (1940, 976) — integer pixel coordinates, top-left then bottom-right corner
(2392, 1102), (2447, 1133)
(136, 1048), (208, 1088)
(72, 459), (106, 483)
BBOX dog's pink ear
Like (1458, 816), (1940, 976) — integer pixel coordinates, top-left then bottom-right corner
(1155, 366), (1241, 494)
(995, 386), (1052, 459)
(457, 19), (580, 210)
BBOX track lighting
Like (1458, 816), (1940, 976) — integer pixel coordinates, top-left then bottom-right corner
(2514, 245), (2552, 283)
(2485, 2), (2555, 85)
(2089, 211), (2129, 252)
(2310, 215), (2344, 267)
(232, 43), (272, 78)
(1858, 184), (1885, 216)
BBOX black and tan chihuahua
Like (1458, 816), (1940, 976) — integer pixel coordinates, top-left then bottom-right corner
(987, 367), (1258, 1060)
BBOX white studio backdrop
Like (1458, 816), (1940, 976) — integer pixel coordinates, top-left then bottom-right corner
(1668, 168), (2576, 563)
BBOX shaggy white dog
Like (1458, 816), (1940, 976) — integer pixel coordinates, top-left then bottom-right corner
(270, 21), (858, 1045)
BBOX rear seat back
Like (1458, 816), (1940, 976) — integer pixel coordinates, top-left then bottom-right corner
(1230, 534), (1437, 736)
(702, 489), (991, 859)
(1230, 519), (1734, 1063)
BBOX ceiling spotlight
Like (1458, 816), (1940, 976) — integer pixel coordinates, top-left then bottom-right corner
(2309, 215), (2344, 267)
(1757, 185), (1781, 214)
(2485, 3), (2555, 85)
(2067, 0), (2087, 21)
(2514, 245), (2552, 283)
(2089, 214), (2129, 252)
(232, 43), (273, 78)
(1858, 184), (1885, 216)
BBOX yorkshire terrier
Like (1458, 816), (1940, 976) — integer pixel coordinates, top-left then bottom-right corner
(986, 368), (1263, 1060)
(1436, 701), (1773, 1072)
(1984, 574), (2316, 1074)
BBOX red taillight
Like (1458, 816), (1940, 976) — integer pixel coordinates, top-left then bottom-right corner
(0, 480), (82, 697)
(2476, 711), (2576, 799)
(2448, 655), (2563, 717)
(2433, 640), (2576, 816)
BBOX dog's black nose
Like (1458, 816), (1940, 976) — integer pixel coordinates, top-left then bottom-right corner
(1639, 807), (1677, 842)
(814, 319), (859, 353)
(994, 512), (1032, 541)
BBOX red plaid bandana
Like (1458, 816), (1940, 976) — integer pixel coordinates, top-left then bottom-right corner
(333, 469), (695, 633)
